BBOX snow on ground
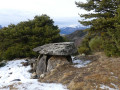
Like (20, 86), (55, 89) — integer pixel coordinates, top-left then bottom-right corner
(100, 84), (119, 90)
(72, 57), (91, 68)
(0, 59), (68, 90)
(0, 57), (91, 90)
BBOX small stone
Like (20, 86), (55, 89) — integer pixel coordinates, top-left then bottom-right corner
(31, 72), (37, 79)
(22, 62), (29, 66)
(9, 72), (12, 74)
(12, 79), (21, 81)
(81, 53), (86, 56)
(28, 69), (34, 73)
(25, 59), (29, 61)
(40, 74), (45, 79)
(0, 60), (7, 67)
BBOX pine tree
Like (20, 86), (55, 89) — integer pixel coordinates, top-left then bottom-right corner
(76, 0), (120, 56)
(76, 0), (120, 34)
(0, 14), (65, 60)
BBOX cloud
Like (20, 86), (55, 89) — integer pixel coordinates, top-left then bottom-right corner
(0, 9), (34, 26)
(54, 17), (81, 28)
(0, 9), (82, 27)
(0, 0), (87, 27)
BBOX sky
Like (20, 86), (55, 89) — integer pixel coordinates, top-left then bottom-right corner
(0, 0), (87, 28)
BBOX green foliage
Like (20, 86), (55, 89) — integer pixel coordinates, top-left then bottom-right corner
(78, 35), (91, 55)
(76, 0), (120, 56)
(78, 46), (90, 55)
(89, 37), (102, 52)
(0, 14), (65, 60)
(103, 41), (119, 57)
(102, 7), (120, 56)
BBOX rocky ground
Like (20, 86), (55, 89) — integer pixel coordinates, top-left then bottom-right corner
(40, 52), (120, 90)
(0, 52), (120, 90)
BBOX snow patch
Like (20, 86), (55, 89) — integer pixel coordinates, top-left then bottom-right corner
(72, 57), (91, 68)
(68, 24), (79, 28)
(15, 82), (67, 90)
(0, 59), (68, 90)
(100, 84), (119, 90)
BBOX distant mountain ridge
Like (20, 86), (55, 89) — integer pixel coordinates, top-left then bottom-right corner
(60, 25), (87, 35)
(65, 30), (87, 47)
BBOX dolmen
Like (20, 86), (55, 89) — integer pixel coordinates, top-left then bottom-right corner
(32, 42), (77, 78)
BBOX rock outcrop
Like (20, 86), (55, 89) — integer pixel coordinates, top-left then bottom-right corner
(47, 56), (69, 72)
(33, 42), (77, 55)
(36, 55), (47, 77)
(32, 42), (77, 78)
(0, 60), (7, 67)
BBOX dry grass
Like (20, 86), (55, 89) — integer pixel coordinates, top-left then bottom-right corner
(0, 82), (22, 90)
(40, 52), (120, 90)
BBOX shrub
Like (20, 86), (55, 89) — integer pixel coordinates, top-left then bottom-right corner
(89, 37), (103, 52)
(78, 46), (90, 55)
(103, 42), (120, 57)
